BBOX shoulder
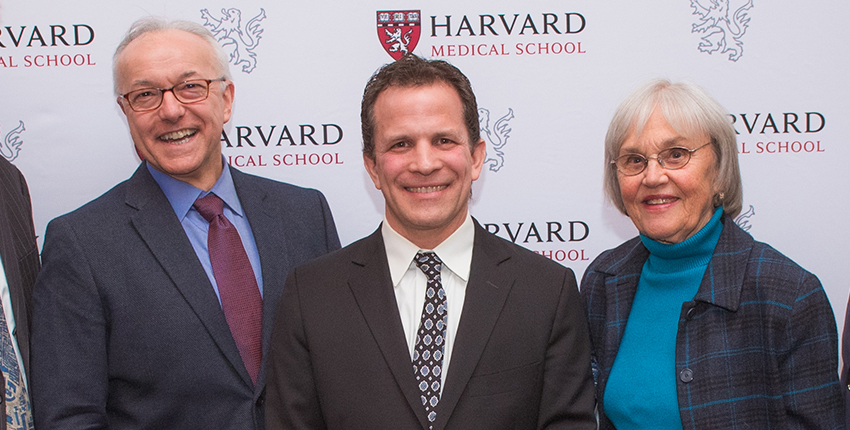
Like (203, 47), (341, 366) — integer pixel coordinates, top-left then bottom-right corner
(0, 157), (23, 187)
(742, 235), (822, 298)
(48, 177), (134, 231)
(280, 231), (380, 306)
(704, 219), (826, 317)
(719, 220), (819, 289)
(585, 236), (645, 278)
(291, 229), (381, 278)
(473, 224), (576, 284)
(231, 167), (326, 202)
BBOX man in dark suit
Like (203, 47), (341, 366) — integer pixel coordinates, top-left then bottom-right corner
(265, 55), (595, 430)
(30, 18), (340, 429)
(0, 157), (40, 429)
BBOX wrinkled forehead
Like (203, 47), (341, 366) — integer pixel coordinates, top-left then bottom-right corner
(623, 104), (707, 149)
(116, 30), (215, 85)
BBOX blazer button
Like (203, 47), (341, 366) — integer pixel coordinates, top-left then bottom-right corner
(679, 368), (694, 383)
(256, 394), (265, 406)
(686, 306), (697, 320)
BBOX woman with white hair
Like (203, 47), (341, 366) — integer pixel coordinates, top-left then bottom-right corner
(581, 79), (843, 429)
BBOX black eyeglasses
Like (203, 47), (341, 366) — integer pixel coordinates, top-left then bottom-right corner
(120, 78), (227, 112)
(610, 142), (712, 176)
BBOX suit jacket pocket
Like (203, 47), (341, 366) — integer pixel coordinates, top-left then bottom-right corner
(466, 360), (542, 397)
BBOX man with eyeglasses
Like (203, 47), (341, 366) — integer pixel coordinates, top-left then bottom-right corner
(30, 17), (340, 430)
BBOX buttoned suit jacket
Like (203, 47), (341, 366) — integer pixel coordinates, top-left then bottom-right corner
(30, 163), (340, 430)
(0, 157), (40, 430)
(581, 217), (843, 429)
(265, 220), (596, 430)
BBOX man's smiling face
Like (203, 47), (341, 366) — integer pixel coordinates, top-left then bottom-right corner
(116, 29), (233, 191)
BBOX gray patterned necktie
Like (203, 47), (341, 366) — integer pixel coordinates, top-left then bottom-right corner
(0, 297), (33, 429)
(412, 251), (447, 428)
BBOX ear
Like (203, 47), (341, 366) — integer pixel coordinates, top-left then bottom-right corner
(222, 80), (235, 123)
(117, 97), (131, 116)
(363, 153), (382, 190)
(470, 138), (486, 181)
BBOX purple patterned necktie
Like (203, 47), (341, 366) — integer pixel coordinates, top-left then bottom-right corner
(194, 193), (262, 384)
(412, 251), (447, 428)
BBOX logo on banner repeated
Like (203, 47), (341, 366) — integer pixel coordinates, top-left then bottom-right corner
(690, 0), (753, 61)
(0, 24), (96, 69)
(0, 121), (25, 161)
(732, 111), (826, 155)
(734, 205), (755, 232)
(377, 10), (421, 60)
(478, 108), (514, 172)
(201, 8), (267, 73)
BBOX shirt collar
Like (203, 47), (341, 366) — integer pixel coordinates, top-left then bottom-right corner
(146, 158), (244, 220)
(382, 215), (475, 286)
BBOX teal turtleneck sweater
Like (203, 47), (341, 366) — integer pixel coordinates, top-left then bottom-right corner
(604, 207), (723, 429)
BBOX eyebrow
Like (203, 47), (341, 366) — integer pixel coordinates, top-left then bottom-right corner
(130, 71), (200, 88)
(619, 137), (685, 154)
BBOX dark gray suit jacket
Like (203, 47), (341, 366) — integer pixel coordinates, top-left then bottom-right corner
(843, 297), (850, 428)
(265, 220), (595, 430)
(31, 163), (340, 430)
(0, 157), (40, 430)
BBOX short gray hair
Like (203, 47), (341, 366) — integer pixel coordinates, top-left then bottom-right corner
(603, 79), (743, 218)
(112, 17), (231, 95)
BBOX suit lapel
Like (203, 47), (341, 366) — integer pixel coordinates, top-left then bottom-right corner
(694, 218), (751, 312)
(0, 162), (38, 376)
(126, 165), (252, 387)
(347, 230), (430, 429)
(435, 222), (515, 429)
(0, 191), (22, 312)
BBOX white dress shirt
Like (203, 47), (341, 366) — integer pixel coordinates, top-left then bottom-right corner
(382, 215), (474, 394)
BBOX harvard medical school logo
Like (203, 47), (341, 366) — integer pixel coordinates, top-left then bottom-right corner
(377, 10), (421, 60)
(201, 8), (266, 73)
(690, 0), (753, 61)
(478, 108), (513, 172)
(0, 121), (25, 162)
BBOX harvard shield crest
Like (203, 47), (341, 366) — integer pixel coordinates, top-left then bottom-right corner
(376, 10), (421, 60)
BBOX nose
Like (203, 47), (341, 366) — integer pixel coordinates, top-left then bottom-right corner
(157, 89), (185, 121)
(410, 142), (442, 175)
(641, 157), (668, 187)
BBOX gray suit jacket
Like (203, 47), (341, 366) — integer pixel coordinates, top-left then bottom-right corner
(265, 220), (595, 430)
(31, 163), (340, 430)
(0, 158), (40, 430)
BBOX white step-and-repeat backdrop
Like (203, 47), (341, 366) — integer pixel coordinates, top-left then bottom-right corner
(2, 0), (848, 349)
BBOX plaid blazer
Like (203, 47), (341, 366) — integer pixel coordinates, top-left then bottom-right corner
(581, 217), (844, 429)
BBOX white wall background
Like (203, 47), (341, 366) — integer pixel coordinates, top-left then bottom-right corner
(2, 0), (848, 353)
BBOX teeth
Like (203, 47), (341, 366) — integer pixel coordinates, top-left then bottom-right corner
(407, 185), (447, 193)
(646, 198), (675, 205)
(160, 129), (196, 142)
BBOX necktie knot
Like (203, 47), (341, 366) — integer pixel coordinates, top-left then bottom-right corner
(194, 193), (224, 223)
(415, 252), (442, 278)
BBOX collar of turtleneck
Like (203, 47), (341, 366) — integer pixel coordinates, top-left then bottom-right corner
(639, 206), (724, 275)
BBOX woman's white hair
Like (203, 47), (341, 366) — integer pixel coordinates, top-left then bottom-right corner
(603, 79), (743, 217)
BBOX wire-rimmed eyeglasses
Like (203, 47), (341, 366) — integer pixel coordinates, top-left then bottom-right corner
(610, 141), (712, 176)
(120, 77), (227, 112)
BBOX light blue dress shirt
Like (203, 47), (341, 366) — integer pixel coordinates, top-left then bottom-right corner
(147, 162), (264, 303)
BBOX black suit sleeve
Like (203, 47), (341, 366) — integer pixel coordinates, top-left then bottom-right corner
(538, 268), (596, 429)
(316, 191), (341, 252)
(31, 217), (109, 429)
(265, 267), (328, 430)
